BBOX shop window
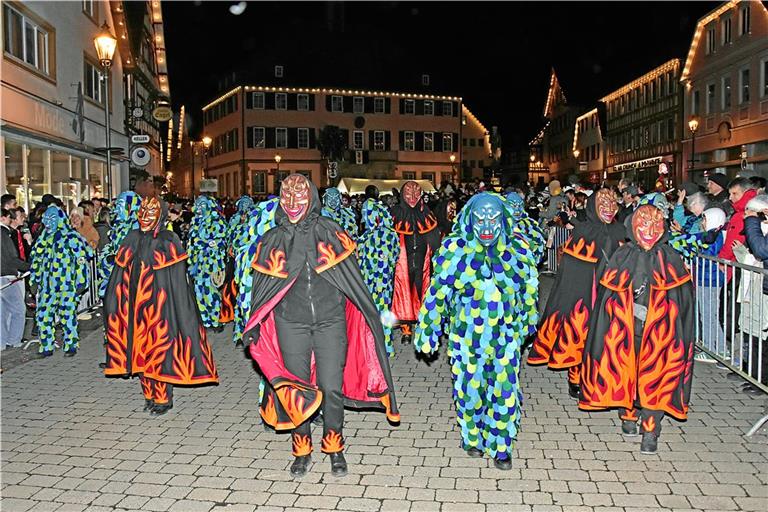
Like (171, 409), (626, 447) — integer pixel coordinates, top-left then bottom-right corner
(3, 140), (25, 207)
(88, 160), (105, 199)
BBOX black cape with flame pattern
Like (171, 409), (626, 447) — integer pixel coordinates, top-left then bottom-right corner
(243, 180), (399, 431)
(579, 214), (695, 420)
(528, 192), (625, 370)
(103, 206), (218, 386)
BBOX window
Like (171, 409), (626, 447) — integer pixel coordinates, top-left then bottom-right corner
(331, 95), (343, 112)
(722, 76), (731, 110)
(404, 131), (415, 151)
(274, 65), (283, 78)
(373, 131), (385, 151)
(297, 94), (309, 111)
(762, 59), (768, 98)
(404, 99), (415, 114)
(422, 74), (430, 86)
(469, 138), (476, 147)
(251, 127), (265, 148)
(706, 27), (716, 54)
(442, 133), (453, 152)
(353, 130), (364, 150)
(3, 4), (52, 76)
(740, 68), (750, 104)
(667, 72), (674, 95)
(692, 89), (700, 115)
(251, 171), (266, 194)
(739, 4), (750, 36)
(470, 160), (476, 169)
(424, 132), (434, 152)
(706, 83), (716, 114)
(442, 101), (453, 116)
(477, 138), (483, 146)
(275, 93), (287, 110)
(667, 118), (675, 142)
(722, 17), (732, 45)
(82, 0), (95, 18)
(353, 96), (364, 113)
(374, 97), (385, 113)
(402, 171), (416, 180)
(424, 100), (434, 115)
(276, 127), (287, 148)
(84, 59), (104, 104)
(298, 128), (309, 149)
(422, 172), (435, 184)
(251, 92), (265, 109)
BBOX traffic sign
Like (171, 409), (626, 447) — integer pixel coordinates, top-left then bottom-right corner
(131, 134), (150, 144)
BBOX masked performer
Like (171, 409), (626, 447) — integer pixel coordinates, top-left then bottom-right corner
(414, 193), (539, 469)
(322, 187), (358, 238)
(390, 181), (441, 343)
(528, 188), (624, 398)
(244, 174), (399, 478)
(580, 204), (695, 455)
(30, 205), (95, 357)
(357, 198), (400, 356)
(434, 196), (458, 238)
(103, 198), (219, 415)
(218, 196), (255, 327)
(506, 192), (546, 263)
(187, 195), (229, 328)
(98, 191), (141, 297)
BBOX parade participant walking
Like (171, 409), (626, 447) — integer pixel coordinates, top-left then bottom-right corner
(414, 193), (539, 469)
(322, 187), (358, 238)
(244, 174), (399, 478)
(30, 205), (94, 357)
(357, 198), (400, 356)
(506, 191), (546, 262)
(103, 197), (218, 415)
(528, 188), (624, 398)
(187, 195), (228, 328)
(434, 195), (458, 238)
(390, 181), (441, 344)
(580, 204), (695, 454)
(97, 191), (141, 297)
(220, 196), (255, 325)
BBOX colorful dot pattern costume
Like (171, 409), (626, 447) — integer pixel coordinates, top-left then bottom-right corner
(187, 195), (229, 327)
(30, 205), (95, 353)
(414, 193), (539, 460)
(97, 191), (141, 297)
(321, 188), (359, 239)
(357, 199), (401, 356)
(505, 192), (545, 263)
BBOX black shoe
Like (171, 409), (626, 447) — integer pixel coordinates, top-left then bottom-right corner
(494, 456), (512, 470)
(32, 351), (53, 359)
(311, 412), (324, 426)
(235, 340), (243, 348)
(568, 383), (580, 400)
(98, 362), (107, 369)
(329, 452), (348, 477)
(621, 420), (639, 437)
(63, 349), (77, 358)
(460, 442), (483, 458)
(289, 455), (311, 478)
(143, 399), (154, 412)
(742, 384), (765, 396)
(640, 432), (658, 455)
(150, 402), (173, 416)
(401, 334), (411, 344)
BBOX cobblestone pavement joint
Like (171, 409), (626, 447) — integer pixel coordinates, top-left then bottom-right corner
(1, 277), (767, 512)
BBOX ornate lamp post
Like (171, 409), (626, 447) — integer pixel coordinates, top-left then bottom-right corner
(202, 136), (212, 178)
(688, 117), (699, 173)
(449, 154), (457, 184)
(93, 22), (117, 201)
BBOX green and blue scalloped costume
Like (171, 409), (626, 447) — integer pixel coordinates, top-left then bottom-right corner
(505, 192), (545, 263)
(414, 193), (539, 461)
(30, 205), (95, 354)
(321, 188), (359, 238)
(97, 191), (141, 297)
(187, 195), (229, 328)
(357, 199), (401, 356)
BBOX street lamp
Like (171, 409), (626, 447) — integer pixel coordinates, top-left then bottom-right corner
(449, 154), (456, 183)
(573, 149), (580, 159)
(530, 153), (536, 162)
(202, 136), (212, 178)
(93, 22), (117, 201)
(688, 116), (699, 173)
(274, 154), (282, 172)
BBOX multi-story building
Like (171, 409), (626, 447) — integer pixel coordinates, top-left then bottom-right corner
(572, 107), (606, 185)
(1, 1), (170, 211)
(461, 106), (491, 183)
(681, 0), (768, 182)
(600, 59), (683, 189)
(199, 84), (489, 197)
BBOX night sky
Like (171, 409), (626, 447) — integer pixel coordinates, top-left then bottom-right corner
(164, 1), (714, 150)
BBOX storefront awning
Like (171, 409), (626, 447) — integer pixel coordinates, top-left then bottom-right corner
(336, 178), (437, 196)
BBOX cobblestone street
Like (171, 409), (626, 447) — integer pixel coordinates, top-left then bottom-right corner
(1, 278), (767, 512)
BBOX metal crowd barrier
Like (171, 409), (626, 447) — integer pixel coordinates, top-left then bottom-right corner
(543, 225), (570, 274)
(690, 254), (768, 436)
(78, 251), (102, 314)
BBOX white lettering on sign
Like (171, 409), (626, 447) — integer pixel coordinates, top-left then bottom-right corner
(33, 103), (68, 136)
(615, 156), (663, 172)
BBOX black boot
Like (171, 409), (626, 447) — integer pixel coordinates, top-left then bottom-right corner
(63, 348), (77, 358)
(494, 456), (512, 470)
(143, 399), (154, 412)
(568, 383), (579, 400)
(621, 420), (639, 437)
(329, 452), (347, 477)
(401, 334), (411, 344)
(290, 455), (311, 478)
(640, 432), (658, 455)
(150, 402), (173, 416)
(460, 441), (483, 458)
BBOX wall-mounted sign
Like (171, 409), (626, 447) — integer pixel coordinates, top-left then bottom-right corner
(615, 156), (663, 172)
(130, 146), (151, 168)
(132, 107), (144, 119)
(152, 105), (173, 122)
(131, 134), (150, 144)
(200, 178), (219, 193)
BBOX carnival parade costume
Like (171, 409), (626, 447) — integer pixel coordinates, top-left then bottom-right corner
(434, 196), (458, 238)
(219, 196), (256, 326)
(414, 193), (539, 469)
(187, 195), (229, 327)
(527, 189), (625, 398)
(357, 198), (400, 356)
(30, 205), (95, 356)
(505, 192), (546, 262)
(103, 198), (218, 415)
(580, 204), (695, 454)
(244, 174), (399, 478)
(97, 191), (141, 297)
(390, 181), (441, 343)
(321, 187), (359, 238)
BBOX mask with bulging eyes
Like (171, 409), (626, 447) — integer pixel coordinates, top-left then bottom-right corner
(323, 188), (341, 211)
(138, 197), (161, 232)
(471, 196), (503, 247)
(595, 188), (618, 224)
(632, 205), (665, 251)
(280, 174), (311, 224)
(446, 200), (457, 222)
(402, 181), (422, 208)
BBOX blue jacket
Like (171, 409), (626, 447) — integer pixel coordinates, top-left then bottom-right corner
(672, 204), (703, 234)
(696, 231), (725, 288)
(743, 216), (768, 295)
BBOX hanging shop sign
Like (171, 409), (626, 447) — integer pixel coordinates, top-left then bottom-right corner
(152, 105), (173, 122)
(200, 178), (219, 193)
(130, 145), (151, 168)
(615, 156), (663, 173)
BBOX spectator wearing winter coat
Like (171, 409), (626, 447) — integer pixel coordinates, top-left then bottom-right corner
(693, 208), (727, 361)
(718, 178), (758, 270)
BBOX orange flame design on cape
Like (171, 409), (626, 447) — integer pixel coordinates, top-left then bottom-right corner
(114, 246), (133, 268)
(416, 214), (438, 234)
(131, 264), (172, 377)
(550, 299), (589, 368)
(153, 243), (187, 270)
(641, 415), (657, 433)
(199, 327), (218, 380)
(563, 237), (598, 263)
(105, 266), (131, 374)
(321, 430), (344, 453)
(394, 220), (413, 235)
(260, 393), (278, 427)
(252, 243), (289, 278)
(316, 231), (357, 273)
(527, 311), (560, 364)
(171, 336), (196, 383)
(218, 279), (236, 323)
(154, 382), (170, 404)
(292, 434), (313, 456)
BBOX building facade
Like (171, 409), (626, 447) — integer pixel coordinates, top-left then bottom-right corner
(600, 59), (683, 189)
(200, 85), (485, 197)
(460, 106), (491, 183)
(681, 0), (768, 182)
(1, 0), (170, 211)
(572, 107), (606, 185)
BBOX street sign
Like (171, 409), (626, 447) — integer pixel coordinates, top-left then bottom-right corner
(328, 161), (338, 179)
(131, 134), (150, 144)
(152, 105), (173, 122)
(130, 146), (151, 168)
